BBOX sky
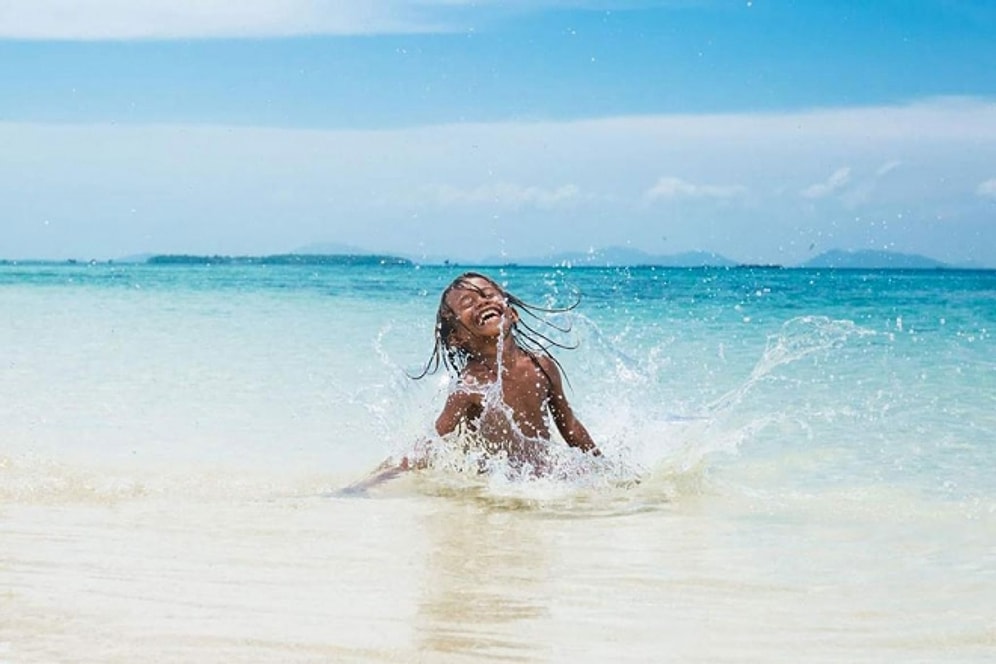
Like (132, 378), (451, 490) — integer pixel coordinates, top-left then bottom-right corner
(1, 0), (995, 265)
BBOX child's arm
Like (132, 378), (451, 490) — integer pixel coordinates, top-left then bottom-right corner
(434, 387), (479, 436)
(541, 356), (600, 455)
(337, 387), (480, 495)
(337, 435), (436, 496)
(336, 459), (409, 495)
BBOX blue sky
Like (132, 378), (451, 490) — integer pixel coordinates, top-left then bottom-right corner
(1, 0), (994, 265)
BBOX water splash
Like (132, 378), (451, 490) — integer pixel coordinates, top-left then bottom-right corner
(552, 315), (879, 486)
(705, 315), (874, 414)
(353, 310), (878, 508)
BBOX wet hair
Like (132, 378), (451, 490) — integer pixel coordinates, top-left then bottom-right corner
(412, 272), (579, 385)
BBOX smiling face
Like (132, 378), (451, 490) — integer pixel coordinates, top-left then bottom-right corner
(442, 275), (517, 348)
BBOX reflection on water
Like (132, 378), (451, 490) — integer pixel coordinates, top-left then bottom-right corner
(1, 471), (994, 663)
(417, 500), (551, 661)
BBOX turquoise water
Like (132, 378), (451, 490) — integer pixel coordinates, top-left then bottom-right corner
(3, 262), (992, 497)
(2, 263), (994, 661)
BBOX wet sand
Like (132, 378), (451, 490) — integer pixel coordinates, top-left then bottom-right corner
(3, 470), (992, 663)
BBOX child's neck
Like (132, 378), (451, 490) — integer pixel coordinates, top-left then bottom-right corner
(467, 335), (520, 374)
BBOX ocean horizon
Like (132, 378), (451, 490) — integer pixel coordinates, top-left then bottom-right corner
(3, 244), (990, 270)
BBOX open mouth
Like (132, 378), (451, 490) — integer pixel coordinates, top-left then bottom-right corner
(478, 307), (503, 325)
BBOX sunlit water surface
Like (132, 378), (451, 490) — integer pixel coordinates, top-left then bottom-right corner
(2, 264), (994, 662)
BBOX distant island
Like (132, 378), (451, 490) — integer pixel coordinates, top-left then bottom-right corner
(798, 249), (948, 269)
(146, 253), (412, 266)
(468, 246), (966, 269)
(478, 246), (737, 268)
(3, 247), (981, 269)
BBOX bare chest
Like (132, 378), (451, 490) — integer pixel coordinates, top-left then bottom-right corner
(464, 357), (552, 439)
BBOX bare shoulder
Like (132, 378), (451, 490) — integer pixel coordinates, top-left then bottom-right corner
(532, 351), (559, 372)
(529, 352), (566, 389)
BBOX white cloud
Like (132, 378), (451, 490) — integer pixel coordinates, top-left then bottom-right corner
(875, 160), (902, 177)
(0, 0), (448, 39)
(0, 0), (672, 39)
(429, 182), (582, 209)
(644, 176), (746, 201)
(837, 160), (903, 208)
(977, 178), (996, 199)
(1, 97), (995, 263)
(800, 167), (851, 199)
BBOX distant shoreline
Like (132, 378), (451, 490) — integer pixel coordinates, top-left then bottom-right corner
(0, 254), (991, 271)
(144, 253), (413, 266)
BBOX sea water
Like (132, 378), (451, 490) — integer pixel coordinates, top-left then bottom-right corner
(1, 262), (994, 662)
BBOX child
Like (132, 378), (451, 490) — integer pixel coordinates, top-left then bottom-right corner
(342, 272), (598, 493)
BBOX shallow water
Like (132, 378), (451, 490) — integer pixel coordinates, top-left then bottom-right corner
(2, 263), (994, 661)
